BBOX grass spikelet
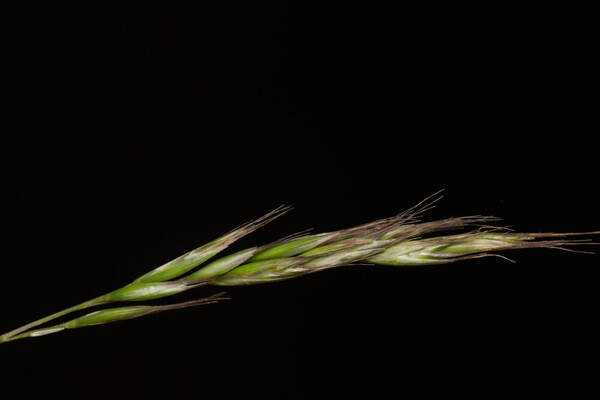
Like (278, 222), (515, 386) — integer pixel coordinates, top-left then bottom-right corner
(135, 206), (291, 283)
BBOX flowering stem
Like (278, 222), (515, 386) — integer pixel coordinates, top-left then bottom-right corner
(0, 296), (106, 343)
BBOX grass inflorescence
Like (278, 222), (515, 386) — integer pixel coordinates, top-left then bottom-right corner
(1, 193), (597, 344)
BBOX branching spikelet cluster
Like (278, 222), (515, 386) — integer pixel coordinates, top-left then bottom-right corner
(1, 193), (597, 343)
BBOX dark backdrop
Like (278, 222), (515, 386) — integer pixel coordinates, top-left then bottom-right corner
(3, 3), (598, 399)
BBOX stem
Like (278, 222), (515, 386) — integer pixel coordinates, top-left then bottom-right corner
(0, 276), (200, 344)
(0, 325), (66, 343)
(0, 296), (106, 342)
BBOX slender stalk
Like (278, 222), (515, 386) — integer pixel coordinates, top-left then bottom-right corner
(0, 296), (106, 342)
(0, 281), (211, 342)
(0, 293), (229, 344)
(1, 329), (65, 344)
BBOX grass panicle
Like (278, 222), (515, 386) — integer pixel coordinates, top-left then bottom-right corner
(2, 195), (597, 344)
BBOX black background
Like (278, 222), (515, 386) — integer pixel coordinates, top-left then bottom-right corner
(2, 3), (598, 399)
